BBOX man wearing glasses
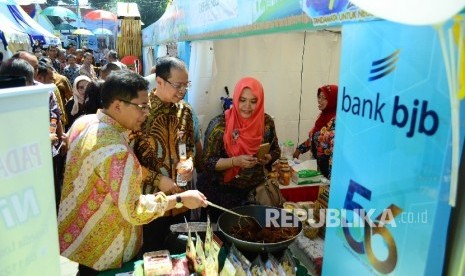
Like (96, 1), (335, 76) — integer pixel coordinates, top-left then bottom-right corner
(132, 56), (196, 253)
(58, 70), (207, 274)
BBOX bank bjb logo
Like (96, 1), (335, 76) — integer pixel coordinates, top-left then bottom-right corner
(342, 180), (403, 274)
(341, 49), (440, 138)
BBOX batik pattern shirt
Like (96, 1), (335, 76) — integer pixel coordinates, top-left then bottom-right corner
(202, 113), (281, 189)
(296, 118), (336, 178)
(58, 110), (168, 271)
(63, 64), (81, 87)
(132, 92), (195, 194)
(49, 90), (61, 120)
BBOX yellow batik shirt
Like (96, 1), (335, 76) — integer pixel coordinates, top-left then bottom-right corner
(58, 110), (168, 271)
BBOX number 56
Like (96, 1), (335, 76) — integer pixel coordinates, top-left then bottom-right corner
(342, 180), (403, 274)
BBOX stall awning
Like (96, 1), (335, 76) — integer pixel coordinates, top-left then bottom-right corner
(1, 0), (60, 47)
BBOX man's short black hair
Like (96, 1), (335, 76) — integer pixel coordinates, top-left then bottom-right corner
(155, 56), (187, 81)
(101, 70), (148, 109)
(0, 58), (34, 85)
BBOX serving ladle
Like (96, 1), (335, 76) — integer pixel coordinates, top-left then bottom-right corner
(207, 200), (263, 231)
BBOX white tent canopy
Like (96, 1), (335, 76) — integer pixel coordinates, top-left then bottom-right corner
(0, 0), (60, 53)
(0, 10), (31, 54)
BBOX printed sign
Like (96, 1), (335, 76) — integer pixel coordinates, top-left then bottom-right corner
(323, 20), (461, 275)
(0, 85), (60, 275)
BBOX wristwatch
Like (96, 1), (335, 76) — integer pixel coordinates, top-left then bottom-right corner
(175, 195), (183, 209)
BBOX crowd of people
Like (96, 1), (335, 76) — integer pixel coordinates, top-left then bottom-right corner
(0, 46), (338, 275)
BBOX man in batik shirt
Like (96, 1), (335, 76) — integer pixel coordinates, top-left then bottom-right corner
(132, 56), (196, 253)
(58, 70), (206, 274)
(63, 54), (81, 86)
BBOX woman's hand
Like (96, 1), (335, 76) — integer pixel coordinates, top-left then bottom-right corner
(257, 153), (272, 165)
(233, 155), (258, 169)
(293, 149), (300, 159)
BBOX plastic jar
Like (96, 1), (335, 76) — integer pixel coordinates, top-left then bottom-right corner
(281, 167), (291, 186)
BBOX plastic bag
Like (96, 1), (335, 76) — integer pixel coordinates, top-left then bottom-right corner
(185, 227), (196, 272)
(264, 253), (285, 276)
(194, 232), (206, 274)
(279, 250), (297, 276)
(221, 245), (249, 276)
(250, 255), (267, 276)
(230, 245), (251, 272)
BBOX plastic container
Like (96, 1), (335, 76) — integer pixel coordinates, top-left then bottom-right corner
(281, 167), (291, 186)
(282, 140), (295, 160)
(143, 250), (172, 275)
(303, 219), (319, 239)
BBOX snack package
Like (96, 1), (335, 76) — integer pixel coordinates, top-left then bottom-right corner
(250, 255), (267, 276)
(194, 232), (206, 274)
(203, 215), (217, 275)
(230, 245), (251, 271)
(204, 216), (212, 256)
(143, 250), (172, 276)
(209, 233), (222, 273)
(185, 226), (197, 272)
(264, 253), (285, 276)
(225, 245), (250, 276)
(279, 250), (297, 276)
(205, 255), (217, 276)
(170, 254), (189, 276)
(220, 258), (237, 276)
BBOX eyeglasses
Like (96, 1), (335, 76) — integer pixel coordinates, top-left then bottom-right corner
(162, 78), (191, 92)
(118, 99), (150, 112)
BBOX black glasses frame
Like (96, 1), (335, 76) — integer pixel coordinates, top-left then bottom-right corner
(118, 99), (149, 112)
(161, 77), (191, 92)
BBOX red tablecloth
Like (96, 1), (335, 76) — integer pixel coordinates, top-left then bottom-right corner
(279, 183), (320, 202)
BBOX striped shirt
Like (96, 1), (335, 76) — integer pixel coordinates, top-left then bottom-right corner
(58, 110), (168, 271)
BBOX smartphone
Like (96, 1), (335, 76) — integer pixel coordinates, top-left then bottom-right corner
(256, 143), (270, 159)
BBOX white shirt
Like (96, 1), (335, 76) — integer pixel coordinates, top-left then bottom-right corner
(144, 74), (157, 92)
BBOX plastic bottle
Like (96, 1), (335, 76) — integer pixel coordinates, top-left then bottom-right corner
(176, 139), (188, 188)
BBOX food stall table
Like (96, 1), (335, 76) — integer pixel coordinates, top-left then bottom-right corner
(96, 247), (313, 275)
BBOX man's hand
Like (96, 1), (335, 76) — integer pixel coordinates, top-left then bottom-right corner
(50, 133), (58, 144)
(158, 175), (183, 194)
(178, 190), (207, 209)
(59, 133), (68, 155)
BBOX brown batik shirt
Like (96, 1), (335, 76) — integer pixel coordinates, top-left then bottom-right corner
(132, 91), (195, 196)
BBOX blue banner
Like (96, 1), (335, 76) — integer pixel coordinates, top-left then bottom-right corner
(147, 0), (376, 45)
(323, 20), (460, 275)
